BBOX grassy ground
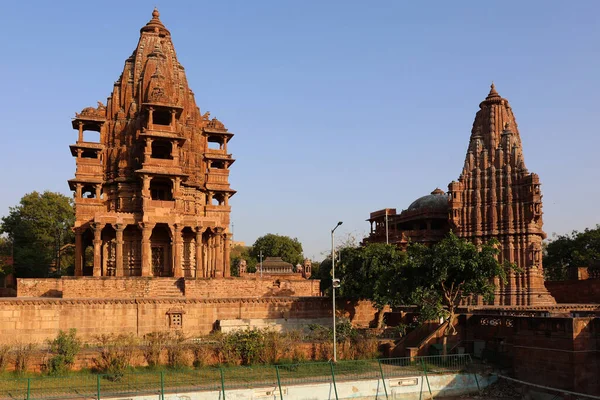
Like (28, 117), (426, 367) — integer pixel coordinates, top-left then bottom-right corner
(0, 358), (468, 399)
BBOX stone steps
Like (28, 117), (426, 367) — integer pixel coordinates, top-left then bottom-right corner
(149, 278), (185, 297)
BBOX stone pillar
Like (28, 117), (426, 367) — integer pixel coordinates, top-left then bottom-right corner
(78, 122), (83, 142)
(223, 233), (231, 278)
(115, 224), (125, 277)
(172, 224), (183, 278)
(76, 183), (82, 199)
(214, 229), (223, 277)
(74, 228), (83, 276)
(95, 184), (102, 200)
(144, 138), (153, 159)
(141, 223), (154, 277)
(207, 235), (213, 277)
(92, 223), (104, 277)
(172, 142), (179, 163)
(195, 227), (205, 278)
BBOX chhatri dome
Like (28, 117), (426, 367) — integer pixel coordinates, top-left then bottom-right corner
(407, 188), (449, 212)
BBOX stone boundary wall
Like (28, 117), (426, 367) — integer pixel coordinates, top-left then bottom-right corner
(0, 297), (332, 344)
(16, 277), (321, 299)
(545, 278), (600, 304)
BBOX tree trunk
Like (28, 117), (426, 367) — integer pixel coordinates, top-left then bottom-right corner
(376, 307), (385, 329)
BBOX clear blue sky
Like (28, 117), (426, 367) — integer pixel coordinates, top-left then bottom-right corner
(1, 1), (598, 260)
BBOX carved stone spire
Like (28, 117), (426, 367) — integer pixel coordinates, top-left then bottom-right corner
(448, 84), (555, 306)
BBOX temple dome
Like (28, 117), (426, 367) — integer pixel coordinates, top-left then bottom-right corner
(407, 189), (449, 212)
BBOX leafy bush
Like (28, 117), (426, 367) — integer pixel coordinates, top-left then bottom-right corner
(46, 329), (81, 375)
(93, 334), (137, 380)
(166, 331), (189, 369)
(142, 331), (169, 368)
(0, 344), (10, 371)
(14, 343), (36, 374)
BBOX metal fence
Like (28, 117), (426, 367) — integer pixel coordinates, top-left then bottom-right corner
(0, 354), (473, 400)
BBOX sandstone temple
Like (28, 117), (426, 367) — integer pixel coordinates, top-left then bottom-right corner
(69, 9), (235, 279)
(365, 84), (555, 306)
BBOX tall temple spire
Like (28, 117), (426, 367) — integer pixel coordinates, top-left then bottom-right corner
(69, 9), (235, 279)
(448, 85), (555, 306)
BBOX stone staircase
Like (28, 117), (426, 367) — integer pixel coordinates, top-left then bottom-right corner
(148, 278), (185, 298)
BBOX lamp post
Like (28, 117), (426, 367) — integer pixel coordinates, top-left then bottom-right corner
(259, 250), (263, 278)
(385, 209), (389, 245)
(331, 221), (343, 362)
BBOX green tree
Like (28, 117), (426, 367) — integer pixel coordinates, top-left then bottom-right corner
(0, 237), (14, 280)
(230, 245), (257, 276)
(544, 226), (600, 280)
(336, 243), (408, 327)
(0, 191), (75, 277)
(406, 232), (507, 355)
(249, 234), (304, 266)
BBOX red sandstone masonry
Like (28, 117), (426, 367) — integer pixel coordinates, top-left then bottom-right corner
(545, 279), (600, 304)
(16, 277), (321, 299)
(0, 297), (332, 344)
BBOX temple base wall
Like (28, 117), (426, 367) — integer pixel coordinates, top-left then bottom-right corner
(0, 297), (331, 344)
(16, 277), (321, 299)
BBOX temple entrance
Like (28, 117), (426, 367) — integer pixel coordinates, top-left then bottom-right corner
(150, 224), (172, 277)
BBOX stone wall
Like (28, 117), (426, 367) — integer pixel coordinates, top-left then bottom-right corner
(0, 297), (332, 344)
(466, 313), (600, 396)
(545, 278), (600, 304)
(17, 279), (63, 297)
(16, 277), (321, 299)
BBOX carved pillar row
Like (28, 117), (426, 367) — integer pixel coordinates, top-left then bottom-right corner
(115, 224), (125, 277)
(141, 223), (154, 277)
(223, 233), (231, 278)
(205, 235), (212, 277)
(74, 228), (83, 276)
(172, 224), (183, 278)
(214, 230), (223, 278)
(92, 223), (104, 277)
(195, 227), (205, 278)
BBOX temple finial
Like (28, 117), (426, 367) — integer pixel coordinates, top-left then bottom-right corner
(152, 7), (160, 19)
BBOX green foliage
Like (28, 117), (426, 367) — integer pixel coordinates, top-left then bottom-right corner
(142, 331), (169, 368)
(230, 245), (257, 276)
(336, 243), (408, 309)
(250, 234), (304, 266)
(0, 191), (75, 277)
(407, 232), (506, 323)
(14, 343), (36, 374)
(544, 225), (600, 280)
(0, 344), (10, 372)
(0, 237), (14, 279)
(46, 329), (81, 375)
(166, 331), (189, 369)
(93, 334), (137, 380)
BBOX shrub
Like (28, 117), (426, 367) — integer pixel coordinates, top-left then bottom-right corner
(93, 334), (136, 380)
(14, 343), (36, 374)
(46, 329), (81, 375)
(0, 344), (10, 372)
(142, 331), (169, 368)
(166, 331), (189, 369)
(191, 342), (215, 368)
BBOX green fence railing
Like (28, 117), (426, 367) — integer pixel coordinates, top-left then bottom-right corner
(0, 354), (473, 400)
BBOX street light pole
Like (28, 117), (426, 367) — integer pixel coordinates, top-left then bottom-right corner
(259, 250), (263, 278)
(331, 221), (343, 363)
(385, 209), (389, 245)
